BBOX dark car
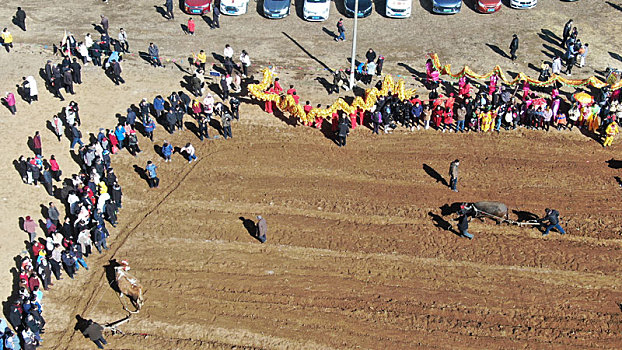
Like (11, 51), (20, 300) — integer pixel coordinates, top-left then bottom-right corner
(432, 0), (462, 14)
(263, 0), (292, 18)
(344, 0), (373, 18)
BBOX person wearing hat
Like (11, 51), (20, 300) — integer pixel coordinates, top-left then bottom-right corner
(255, 215), (267, 243)
(540, 208), (565, 236)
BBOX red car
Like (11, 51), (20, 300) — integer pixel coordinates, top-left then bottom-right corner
(477, 0), (501, 13)
(185, 0), (212, 14)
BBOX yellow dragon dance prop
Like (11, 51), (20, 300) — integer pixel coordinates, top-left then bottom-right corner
(248, 68), (416, 124)
(428, 53), (622, 91)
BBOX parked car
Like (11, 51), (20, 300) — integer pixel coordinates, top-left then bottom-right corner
(303, 0), (330, 21)
(344, 0), (373, 18)
(184, 0), (212, 15)
(263, 0), (291, 18)
(432, 0), (462, 14)
(220, 0), (250, 15)
(510, 0), (537, 9)
(476, 0), (501, 13)
(386, 0), (412, 18)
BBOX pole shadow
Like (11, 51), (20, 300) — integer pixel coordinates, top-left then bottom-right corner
(606, 1), (622, 11)
(282, 32), (332, 72)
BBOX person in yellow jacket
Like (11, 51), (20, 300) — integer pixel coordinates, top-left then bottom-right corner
(1, 28), (13, 53)
(603, 121), (619, 148)
(481, 110), (493, 132)
(193, 50), (207, 71)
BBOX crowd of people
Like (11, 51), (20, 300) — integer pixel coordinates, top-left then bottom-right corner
(1, 7), (254, 347)
(0, 3), (620, 348)
(257, 23), (620, 148)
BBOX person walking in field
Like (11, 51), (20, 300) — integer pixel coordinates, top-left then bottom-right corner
(540, 208), (565, 236)
(603, 120), (619, 148)
(336, 18), (345, 42)
(3, 91), (16, 115)
(509, 34), (519, 61)
(145, 160), (159, 188)
(162, 141), (173, 162)
(449, 159), (459, 192)
(15, 7), (27, 31)
(457, 214), (473, 240)
(165, 0), (175, 20)
(187, 18), (195, 35)
(1, 28), (14, 53)
(255, 215), (267, 243)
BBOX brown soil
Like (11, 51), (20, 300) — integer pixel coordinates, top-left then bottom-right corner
(0, 0), (621, 349)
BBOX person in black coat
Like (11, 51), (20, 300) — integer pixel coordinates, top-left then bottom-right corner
(44, 60), (53, 84)
(52, 65), (65, 101)
(337, 118), (349, 147)
(71, 58), (82, 84)
(509, 34), (519, 61)
(111, 182), (122, 209)
(165, 110), (177, 134)
(111, 60), (125, 85)
(63, 69), (75, 94)
(457, 214), (473, 239)
(15, 7), (27, 31)
(8, 300), (23, 330)
(365, 48), (376, 63)
(105, 199), (118, 227)
(220, 76), (229, 100)
(90, 42), (102, 66)
(212, 5), (220, 29)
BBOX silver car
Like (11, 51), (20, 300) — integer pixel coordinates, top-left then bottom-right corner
(263, 0), (291, 18)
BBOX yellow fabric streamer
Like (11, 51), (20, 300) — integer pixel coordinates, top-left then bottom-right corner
(428, 53), (622, 91)
(247, 68), (416, 122)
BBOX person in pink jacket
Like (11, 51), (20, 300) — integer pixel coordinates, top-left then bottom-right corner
(3, 91), (16, 115)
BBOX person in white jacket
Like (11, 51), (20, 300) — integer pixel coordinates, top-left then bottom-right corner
(551, 56), (562, 75)
(24, 75), (38, 103)
(239, 50), (251, 77)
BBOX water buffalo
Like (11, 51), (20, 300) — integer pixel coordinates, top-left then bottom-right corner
(461, 201), (509, 224)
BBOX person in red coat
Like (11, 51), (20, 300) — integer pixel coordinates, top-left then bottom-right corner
(33, 131), (42, 156)
(331, 111), (339, 132)
(273, 78), (283, 94)
(315, 104), (325, 129)
(349, 112), (357, 129)
(443, 107), (454, 132)
(303, 101), (313, 126)
(187, 18), (195, 35)
(264, 85), (275, 113)
(432, 105), (444, 130)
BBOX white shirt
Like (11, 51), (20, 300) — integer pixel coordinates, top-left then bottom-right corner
(240, 53), (251, 66)
(25, 76), (38, 96)
(224, 46), (233, 59)
(118, 31), (128, 43)
(181, 144), (195, 156)
(203, 95), (214, 111)
(552, 58), (562, 74)
(85, 34), (94, 48)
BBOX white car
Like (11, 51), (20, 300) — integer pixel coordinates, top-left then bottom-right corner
(386, 0), (412, 18)
(220, 0), (250, 15)
(510, 0), (537, 9)
(303, 0), (330, 21)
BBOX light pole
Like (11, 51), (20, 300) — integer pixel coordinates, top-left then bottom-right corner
(349, 0), (359, 90)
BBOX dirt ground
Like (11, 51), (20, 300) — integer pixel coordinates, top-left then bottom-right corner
(1, 0), (622, 349)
